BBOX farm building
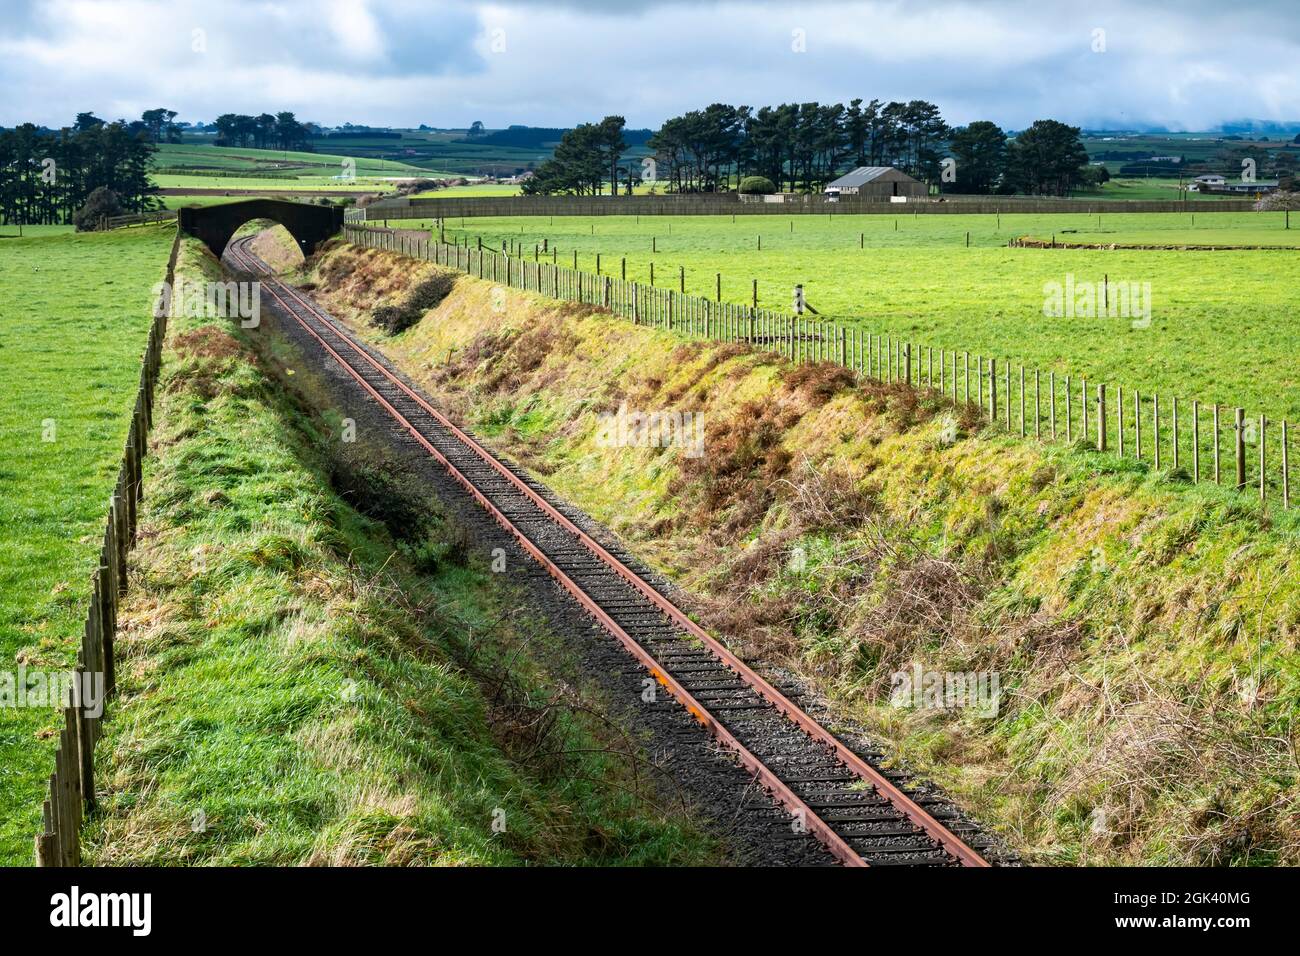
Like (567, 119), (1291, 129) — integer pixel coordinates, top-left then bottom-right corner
(1221, 179), (1279, 194)
(1187, 174), (1279, 195)
(824, 166), (926, 201)
(1187, 174), (1226, 192)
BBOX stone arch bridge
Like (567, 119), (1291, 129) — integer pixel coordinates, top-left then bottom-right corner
(177, 198), (343, 258)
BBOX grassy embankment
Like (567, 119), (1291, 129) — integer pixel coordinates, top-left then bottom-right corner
(0, 224), (176, 864)
(80, 236), (715, 866)
(416, 212), (1300, 422)
(302, 239), (1300, 865)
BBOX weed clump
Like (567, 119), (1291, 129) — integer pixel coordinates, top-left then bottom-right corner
(370, 273), (458, 334)
(673, 398), (802, 533)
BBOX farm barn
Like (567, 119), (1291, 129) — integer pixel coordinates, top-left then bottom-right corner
(824, 166), (927, 200)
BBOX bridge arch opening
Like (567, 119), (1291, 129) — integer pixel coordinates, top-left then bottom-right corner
(231, 221), (306, 272)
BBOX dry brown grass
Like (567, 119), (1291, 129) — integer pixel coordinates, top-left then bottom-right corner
(167, 327), (253, 400)
(1044, 660), (1300, 864)
(172, 326), (245, 361)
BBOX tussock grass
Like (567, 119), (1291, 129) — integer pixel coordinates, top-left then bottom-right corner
(306, 240), (1300, 865)
(83, 238), (715, 866)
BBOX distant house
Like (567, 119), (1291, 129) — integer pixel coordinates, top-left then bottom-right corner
(1187, 174), (1225, 193)
(1222, 179), (1280, 194)
(824, 166), (926, 201)
(1188, 174), (1279, 194)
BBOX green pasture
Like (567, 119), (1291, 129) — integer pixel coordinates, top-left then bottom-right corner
(0, 224), (175, 864)
(0, 225), (75, 238)
(151, 142), (429, 177)
(1075, 177), (1241, 201)
(153, 174), (399, 193)
(411, 184), (522, 199)
(160, 194), (256, 209)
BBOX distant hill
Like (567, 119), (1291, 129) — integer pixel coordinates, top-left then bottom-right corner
(460, 125), (655, 149)
(1218, 119), (1300, 136)
(323, 130), (402, 140)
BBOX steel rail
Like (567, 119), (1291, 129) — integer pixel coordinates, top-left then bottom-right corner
(225, 237), (988, 868)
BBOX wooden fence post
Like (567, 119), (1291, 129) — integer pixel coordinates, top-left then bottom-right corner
(74, 664), (95, 811)
(989, 357), (996, 421)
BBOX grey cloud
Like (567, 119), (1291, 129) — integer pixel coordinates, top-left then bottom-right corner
(0, 0), (1296, 131)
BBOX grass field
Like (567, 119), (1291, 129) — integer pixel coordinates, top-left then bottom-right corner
(151, 144), (455, 200)
(311, 131), (548, 176)
(153, 143), (431, 178)
(0, 225), (75, 238)
(0, 224), (175, 864)
(425, 211), (1300, 421)
(154, 174), (399, 193)
(411, 184), (522, 198)
(1075, 177), (1242, 201)
(159, 194), (254, 209)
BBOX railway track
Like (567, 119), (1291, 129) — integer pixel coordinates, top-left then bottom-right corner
(224, 235), (995, 868)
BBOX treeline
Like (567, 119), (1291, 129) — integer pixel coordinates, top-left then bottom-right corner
(0, 114), (157, 225)
(468, 124), (655, 150)
(64, 108), (182, 144)
(521, 100), (1098, 197)
(212, 112), (317, 151)
(952, 119), (1100, 196)
(522, 117), (630, 196)
(650, 100), (948, 192)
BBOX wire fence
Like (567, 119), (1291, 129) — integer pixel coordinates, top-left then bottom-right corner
(32, 230), (179, 866)
(343, 225), (1292, 508)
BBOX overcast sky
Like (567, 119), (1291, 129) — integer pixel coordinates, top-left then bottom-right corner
(2, 0), (1297, 132)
